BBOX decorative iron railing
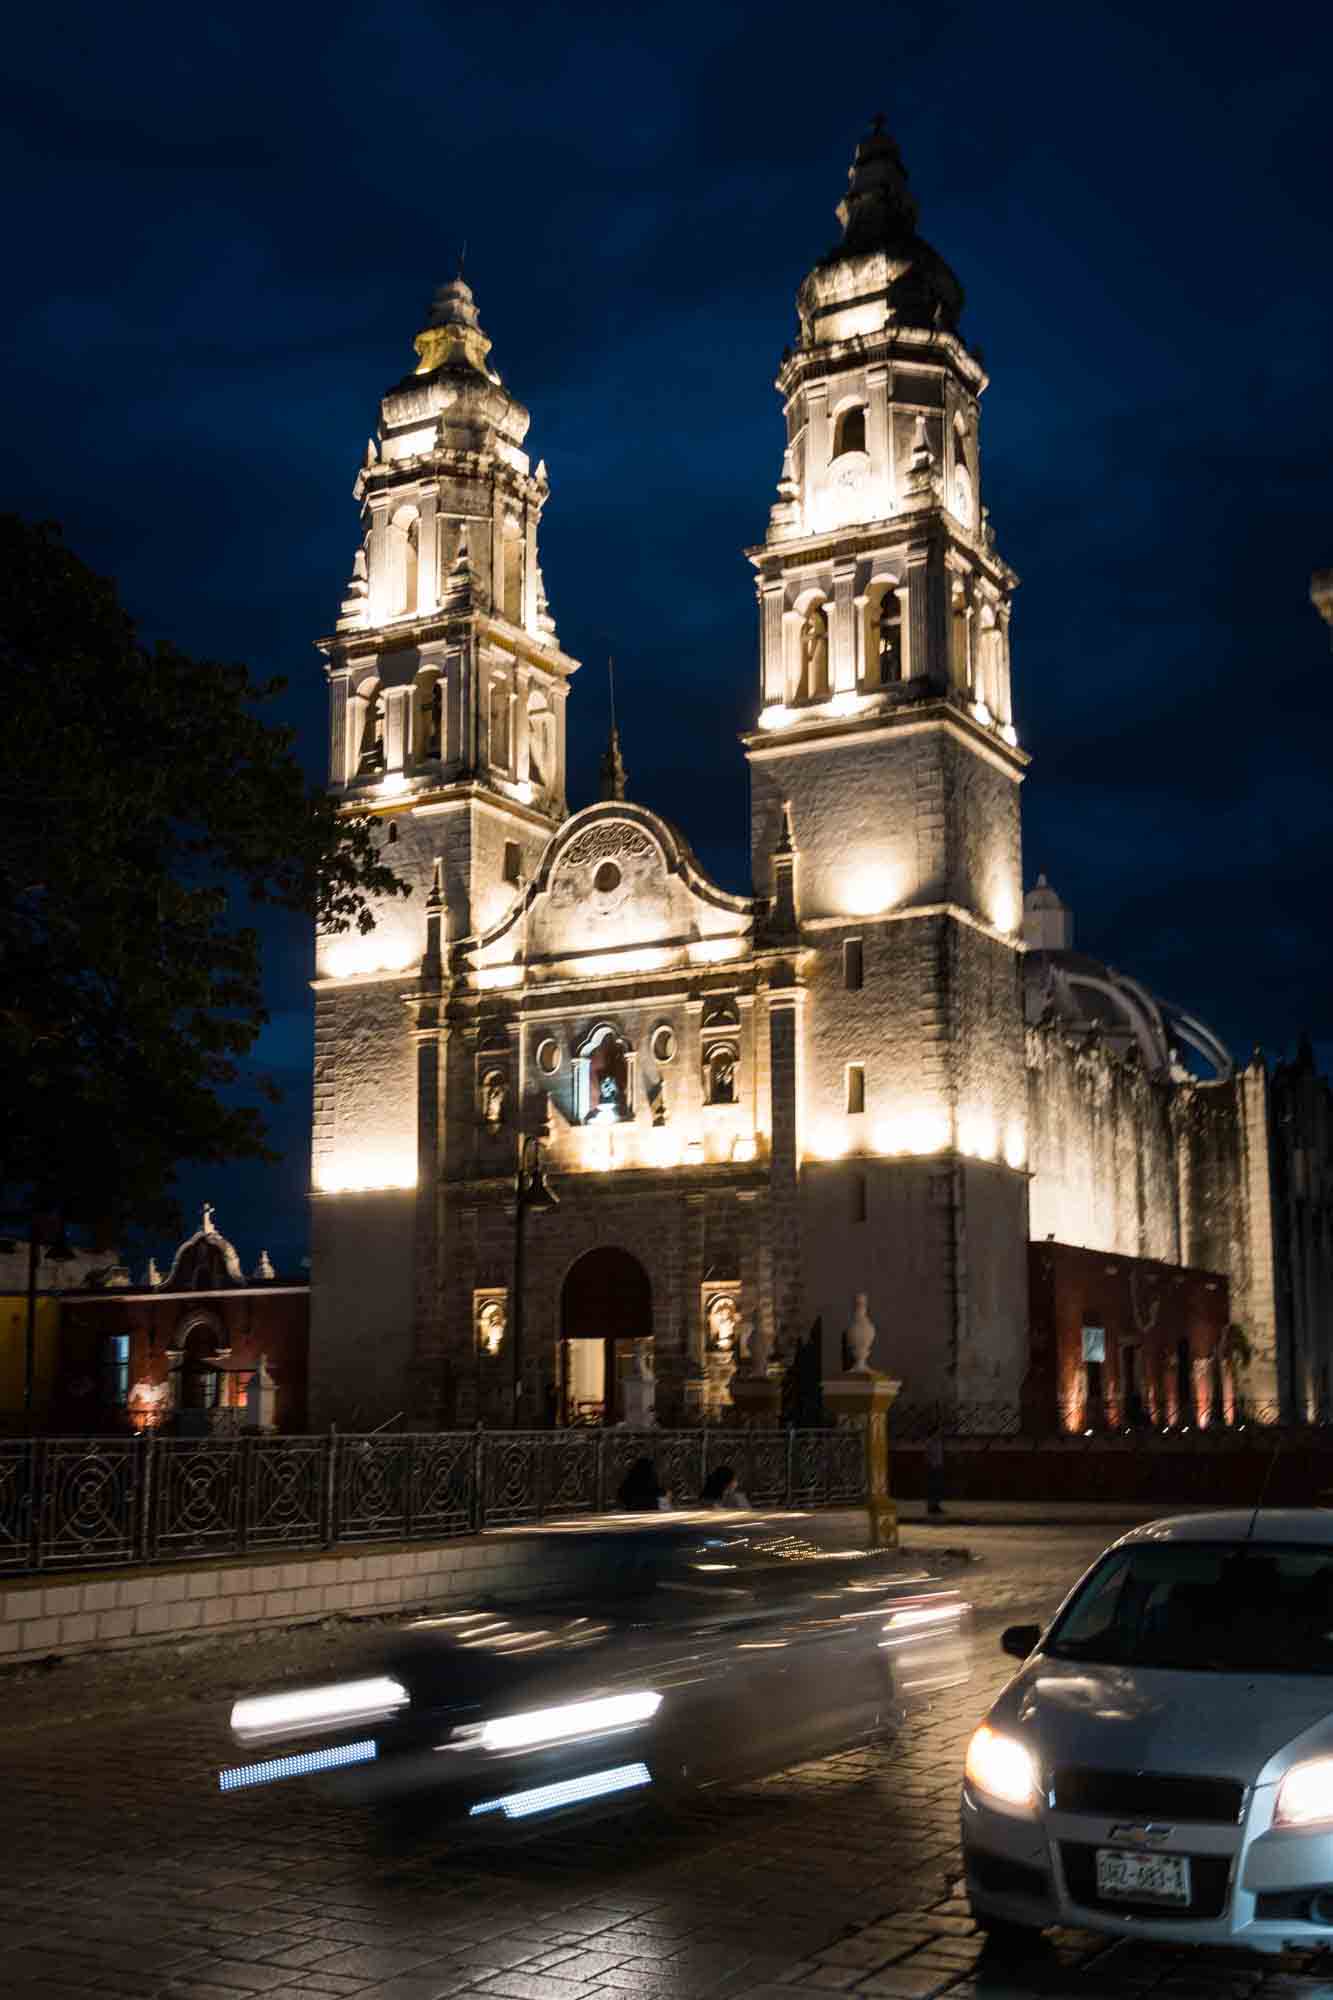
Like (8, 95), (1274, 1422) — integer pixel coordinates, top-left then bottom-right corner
(0, 1426), (868, 1576)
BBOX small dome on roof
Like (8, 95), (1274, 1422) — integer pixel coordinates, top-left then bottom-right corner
(1025, 943), (1232, 1082)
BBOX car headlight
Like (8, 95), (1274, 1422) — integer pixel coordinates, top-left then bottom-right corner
(476, 1690), (663, 1753)
(230, 1676), (408, 1745)
(1275, 1757), (1333, 1828)
(964, 1724), (1041, 1811)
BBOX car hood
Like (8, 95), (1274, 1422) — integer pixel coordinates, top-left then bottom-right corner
(992, 1656), (1333, 1787)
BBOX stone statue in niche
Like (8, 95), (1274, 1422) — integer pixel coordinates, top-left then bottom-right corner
(598, 1071), (622, 1113)
(800, 605), (829, 699)
(707, 1295), (740, 1354)
(482, 1071), (507, 1127)
(477, 1298), (507, 1356)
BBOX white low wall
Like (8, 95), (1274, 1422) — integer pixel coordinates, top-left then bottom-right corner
(0, 1531), (591, 1667)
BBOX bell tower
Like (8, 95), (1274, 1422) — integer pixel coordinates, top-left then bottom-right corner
(320, 274), (579, 946)
(309, 276), (579, 1427)
(746, 124), (1029, 1408)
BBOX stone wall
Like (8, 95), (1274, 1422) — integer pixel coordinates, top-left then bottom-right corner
(1026, 1026), (1280, 1411)
(309, 1189), (416, 1428)
(1026, 1238), (1231, 1432)
(0, 1530), (596, 1670)
(1026, 1023), (1181, 1262)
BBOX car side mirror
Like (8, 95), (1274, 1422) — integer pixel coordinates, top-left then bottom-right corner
(1001, 1623), (1041, 1661)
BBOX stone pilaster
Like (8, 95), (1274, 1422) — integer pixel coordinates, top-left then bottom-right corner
(832, 561), (857, 692)
(761, 581), (785, 703)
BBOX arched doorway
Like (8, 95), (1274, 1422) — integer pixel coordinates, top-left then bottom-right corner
(179, 1322), (221, 1413)
(560, 1248), (652, 1424)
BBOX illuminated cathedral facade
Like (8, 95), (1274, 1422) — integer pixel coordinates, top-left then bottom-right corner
(309, 127), (1318, 1433)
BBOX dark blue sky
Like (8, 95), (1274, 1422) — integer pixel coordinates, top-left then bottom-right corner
(6, 2), (1332, 1273)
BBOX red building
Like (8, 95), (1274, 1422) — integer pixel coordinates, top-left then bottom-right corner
(57, 1209), (308, 1434)
(1027, 1239), (1233, 1434)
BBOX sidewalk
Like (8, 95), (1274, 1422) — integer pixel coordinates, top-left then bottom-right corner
(892, 1497), (1218, 1528)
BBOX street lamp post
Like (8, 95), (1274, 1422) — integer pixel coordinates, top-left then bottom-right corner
(510, 1135), (558, 1430)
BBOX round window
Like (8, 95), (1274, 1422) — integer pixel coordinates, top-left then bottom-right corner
(651, 1025), (677, 1064)
(536, 1037), (561, 1076)
(593, 860), (622, 894)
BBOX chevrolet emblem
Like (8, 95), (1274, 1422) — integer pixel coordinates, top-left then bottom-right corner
(1108, 1822), (1174, 1845)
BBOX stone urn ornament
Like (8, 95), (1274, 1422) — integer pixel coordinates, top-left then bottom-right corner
(846, 1293), (877, 1373)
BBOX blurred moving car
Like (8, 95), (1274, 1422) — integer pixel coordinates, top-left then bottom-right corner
(222, 1513), (969, 1830)
(963, 1509), (1333, 1955)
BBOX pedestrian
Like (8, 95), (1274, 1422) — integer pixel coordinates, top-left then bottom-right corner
(700, 1464), (750, 1509)
(926, 1426), (946, 1517)
(617, 1455), (671, 1511)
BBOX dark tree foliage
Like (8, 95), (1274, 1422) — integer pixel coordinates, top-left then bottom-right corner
(0, 515), (409, 1233)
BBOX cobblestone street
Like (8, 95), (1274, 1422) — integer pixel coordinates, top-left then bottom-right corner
(4, 1520), (1333, 2000)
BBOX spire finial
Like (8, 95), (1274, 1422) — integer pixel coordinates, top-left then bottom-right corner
(414, 261), (493, 377)
(599, 659), (627, 802)
(457, 237), (468, 281)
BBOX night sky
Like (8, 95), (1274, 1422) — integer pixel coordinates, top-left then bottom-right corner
(7, 3), (1332, 1275)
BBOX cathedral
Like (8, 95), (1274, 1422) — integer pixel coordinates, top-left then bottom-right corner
(308, 126), (1326, 1434)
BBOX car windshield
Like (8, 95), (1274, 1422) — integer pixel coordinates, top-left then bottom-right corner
(1044, 1540), (1333, 1674)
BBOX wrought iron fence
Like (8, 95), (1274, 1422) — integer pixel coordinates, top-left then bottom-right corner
(0, 1426), (867, 1576)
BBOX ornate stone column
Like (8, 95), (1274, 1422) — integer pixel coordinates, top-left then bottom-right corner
(681, 1191), (708, 1422)
(416, 480), (440, 615)
(760, 581), (785, 703)
(866, 362), (891, 505)
(327, 669), (351, 786)
(832, 561), (858, 692)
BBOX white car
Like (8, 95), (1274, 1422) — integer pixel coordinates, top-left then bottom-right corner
(962, 1509), (1333, 1955)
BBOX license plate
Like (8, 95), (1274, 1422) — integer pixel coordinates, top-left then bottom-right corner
(1095, 1847), (1190, 1904)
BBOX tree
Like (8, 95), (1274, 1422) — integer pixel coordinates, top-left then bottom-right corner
(0, 515), (409, 1233)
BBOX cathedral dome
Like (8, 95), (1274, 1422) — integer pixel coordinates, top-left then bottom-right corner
(798, 120), (965, 344)
(1022, 878), (1232, 1081)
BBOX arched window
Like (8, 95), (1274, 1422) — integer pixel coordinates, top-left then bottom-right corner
(576, 1025), (633, 1123)
(180, 1323), (222, 1412)
(357, 687), (385, 774)
(421, 675), (443, 760)
(832, 405), (866, 459)
(872, 585), (902, 686)
(704, 1043), (738, 1106)
(388, 506), (420, 616)
(797, 601), (829, 702)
